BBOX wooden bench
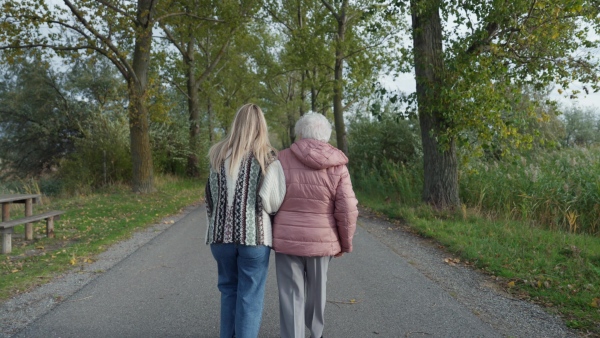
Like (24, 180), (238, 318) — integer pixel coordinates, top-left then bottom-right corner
(0, 210), (65, 254)
(1, 194), (41, 240)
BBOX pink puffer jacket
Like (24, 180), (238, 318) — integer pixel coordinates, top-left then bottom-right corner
(272, 138), (358, 257)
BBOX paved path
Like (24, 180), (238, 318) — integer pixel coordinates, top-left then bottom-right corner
(10, 205), (573, 338)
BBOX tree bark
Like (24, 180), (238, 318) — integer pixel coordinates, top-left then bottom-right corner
(411, 0), (460, 209)
(186, 37), (201, 177)
(310, 68), (317, 112)
(129, 0), (156, 193)
(332, 0), (348, 154)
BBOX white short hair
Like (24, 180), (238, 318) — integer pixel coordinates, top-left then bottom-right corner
(295, 112), (332, 142)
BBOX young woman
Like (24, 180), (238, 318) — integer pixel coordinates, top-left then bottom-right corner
(205, 103), (285, 338)
(273, 112), (358, 338)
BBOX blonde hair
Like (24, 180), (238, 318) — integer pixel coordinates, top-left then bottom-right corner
(208, 103), (275, 175)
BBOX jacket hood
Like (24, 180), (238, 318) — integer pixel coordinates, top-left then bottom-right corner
(290, 138), (348, 170)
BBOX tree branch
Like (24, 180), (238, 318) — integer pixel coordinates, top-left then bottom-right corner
(0, 43), (129, 80)
(156, 12), (225, 23)
(161, 75), (191, 100)
(266, 7), (294, 32)
(159, 23), (188, 60)
(195, 37), (231, 85)
(465, 21), (500, 55)
(62, 0), (134, 81)
(320, 0), (340, 21)
(95, 0), (138, 24)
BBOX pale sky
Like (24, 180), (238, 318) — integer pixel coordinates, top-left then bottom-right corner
(382, 72), (600, 112)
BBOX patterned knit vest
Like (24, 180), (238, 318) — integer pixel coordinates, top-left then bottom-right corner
(205, 153), (266, 245)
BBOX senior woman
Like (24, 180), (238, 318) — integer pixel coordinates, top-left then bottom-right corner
(272, 112), (358, 338)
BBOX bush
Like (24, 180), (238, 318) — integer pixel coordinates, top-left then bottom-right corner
(348, 114), (422, 171)
(348, 114), (423, 206)
(59, 111), (132, 194)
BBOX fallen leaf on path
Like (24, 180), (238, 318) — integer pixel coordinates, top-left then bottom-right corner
(507, 281), (515, 288)
(444, 257), (460, 266)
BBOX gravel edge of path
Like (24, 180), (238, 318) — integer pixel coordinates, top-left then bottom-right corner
(357, 207), (580, 338)
(0, 203), (200, 338)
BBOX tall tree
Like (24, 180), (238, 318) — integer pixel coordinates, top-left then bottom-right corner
(319, 0), (399, 154)
(158, 0), (258, 176)
(0, 0), (178, 192)
(407, 0), (600, 208)
(410, 0), (459, 208)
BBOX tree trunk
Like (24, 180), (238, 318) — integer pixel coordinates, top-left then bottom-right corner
(411, 0), (460, 209)
(186, 38), (201, 177)
(333, 1), (348, 154)
(288, 110), (296, 146)
(309, 68), (317, 112)
(129, 0), (155, 193)
(207, 96), (214, 143)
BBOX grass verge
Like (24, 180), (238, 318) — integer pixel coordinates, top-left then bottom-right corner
(0, 176), (204, 300)
(357, 191), (600, 335)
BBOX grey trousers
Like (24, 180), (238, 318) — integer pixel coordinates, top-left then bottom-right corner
(275, 253), (331, 338)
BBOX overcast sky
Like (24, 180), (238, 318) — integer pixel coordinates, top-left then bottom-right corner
(382, 72), (600, 111)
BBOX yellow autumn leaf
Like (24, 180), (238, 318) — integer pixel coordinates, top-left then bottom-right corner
(349, 299), (356, 304)
(70, 254), (77, 265)
(537, 280), (542, 288)
(507, 281), (515, 288)
(591, 298), (599, 308)
(11, 269), (19, 273)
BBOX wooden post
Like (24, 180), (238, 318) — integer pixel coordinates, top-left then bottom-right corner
(25, 199), (33, 240)
(1, 229), (12, 254)
(46, 217), (55, 238)
(2, 203), (9, 222)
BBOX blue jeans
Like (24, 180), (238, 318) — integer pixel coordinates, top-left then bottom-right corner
(210, 243), (271, 338)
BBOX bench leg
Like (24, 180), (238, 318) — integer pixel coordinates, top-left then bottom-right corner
(2, 203), (9, 222)
(25, 199), (33, 240)
(1, 230), (12, 254)
(46, 217), (55, 239)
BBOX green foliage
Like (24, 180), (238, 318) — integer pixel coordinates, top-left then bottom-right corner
(561, 106), (600, 148)
(348, 108), (422, 170)
(461, 147), (600, 235)
(351, 159), (423, 207)
(421, 0), (600, 152)
(0, 55), (90, 177)
(59, 112), (132, 194)
(151, 117), (194, 177)
(347, 95), (425, 205)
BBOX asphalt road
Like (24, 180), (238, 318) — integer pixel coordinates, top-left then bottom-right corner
(11, 205), (570, 338)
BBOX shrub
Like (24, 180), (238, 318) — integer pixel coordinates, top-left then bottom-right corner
(348, 114), (423, 206)
(59, 111), (132, 194)
(348, 114), (422, 171)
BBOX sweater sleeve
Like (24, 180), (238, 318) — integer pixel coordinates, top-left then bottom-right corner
(259, 160), (286, 214)
(334, 166), (358, 253)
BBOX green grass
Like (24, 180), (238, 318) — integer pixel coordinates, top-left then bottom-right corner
(357, 190), (600, 334)
(461, 147), (600, 235)
(0, 175), (204, 300)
